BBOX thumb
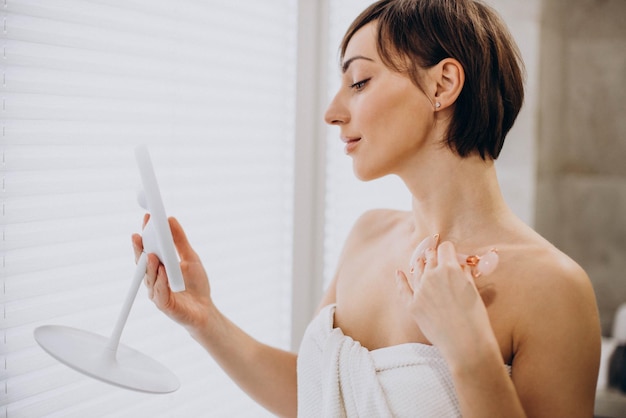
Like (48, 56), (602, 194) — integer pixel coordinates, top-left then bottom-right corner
(168, 217), (199, 262)
(461, 264), (480, 287)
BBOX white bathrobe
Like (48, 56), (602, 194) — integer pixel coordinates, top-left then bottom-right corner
(297, 304), (511, 417)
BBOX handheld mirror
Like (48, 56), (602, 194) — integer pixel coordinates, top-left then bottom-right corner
(34, 145), (184, 393)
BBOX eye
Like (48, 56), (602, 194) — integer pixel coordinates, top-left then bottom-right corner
(349, 78), (371, 92)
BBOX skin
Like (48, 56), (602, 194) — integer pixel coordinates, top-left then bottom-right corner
(133, 21), (601, 418)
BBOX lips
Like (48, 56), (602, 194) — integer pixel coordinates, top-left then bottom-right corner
(341, 136), (361, 154)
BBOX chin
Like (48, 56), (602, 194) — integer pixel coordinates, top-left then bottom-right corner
(352, 162), (387, 182)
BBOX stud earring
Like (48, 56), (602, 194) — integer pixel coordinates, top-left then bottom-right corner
(435, 102), (441, 109)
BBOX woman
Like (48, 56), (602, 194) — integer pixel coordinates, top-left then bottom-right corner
(133, 0), (601, 416)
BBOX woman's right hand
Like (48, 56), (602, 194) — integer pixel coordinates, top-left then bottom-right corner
(132, 216), (298, 418)
(132, 215), (215, 336)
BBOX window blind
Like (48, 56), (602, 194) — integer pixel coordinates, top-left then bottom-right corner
(1, 1), (296, 417)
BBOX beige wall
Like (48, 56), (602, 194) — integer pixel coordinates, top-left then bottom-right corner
(535, 0), (626, 336)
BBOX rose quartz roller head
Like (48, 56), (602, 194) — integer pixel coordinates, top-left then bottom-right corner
(456, 249), (499, 278)
(408, 234), (500, 278)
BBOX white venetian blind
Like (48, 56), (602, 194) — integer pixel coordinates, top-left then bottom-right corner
(1, 0), (296, 417)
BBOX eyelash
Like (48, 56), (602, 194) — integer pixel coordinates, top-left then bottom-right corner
(349, 78), (371, 91)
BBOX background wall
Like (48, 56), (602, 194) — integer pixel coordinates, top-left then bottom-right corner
(535, 0), (626, 336)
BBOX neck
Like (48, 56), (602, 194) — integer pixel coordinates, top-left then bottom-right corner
(398, 149), (513, 249)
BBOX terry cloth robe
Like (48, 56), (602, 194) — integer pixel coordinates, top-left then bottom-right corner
(297, 303), (511, 417)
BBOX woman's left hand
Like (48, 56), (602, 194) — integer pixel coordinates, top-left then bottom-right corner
(396, 241), (498, 365)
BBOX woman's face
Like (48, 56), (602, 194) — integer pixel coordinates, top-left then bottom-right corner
(325, 22), (437, 181)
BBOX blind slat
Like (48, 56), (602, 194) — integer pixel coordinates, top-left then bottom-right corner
(8, 0), (290, 42)
(5, 12), (289, 58)
(2, 66), (287, 99)
(4, 40), (289, 84)
(2, 120), (289, 145)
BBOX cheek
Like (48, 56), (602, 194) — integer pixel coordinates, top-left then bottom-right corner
(352, 77), (433, 152)
(372, 81), (427, 127)
(351, 95), (379, 128)
(391, 90), (433, 138)
(351, 94), (403, 140)
(368, 97), (430, 147)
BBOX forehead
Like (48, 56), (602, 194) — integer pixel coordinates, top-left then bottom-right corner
(343, 22), (379, 62)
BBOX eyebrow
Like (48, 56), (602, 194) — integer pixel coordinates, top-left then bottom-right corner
(341, 55), (375, 73)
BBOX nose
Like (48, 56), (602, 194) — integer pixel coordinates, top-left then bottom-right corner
(324, 91), (349, 126)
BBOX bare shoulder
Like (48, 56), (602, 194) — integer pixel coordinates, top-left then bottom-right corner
(344, 208), (408, 244)
(315, 208), (408, 312)
(511, 240), (598, 330)
(505, 235), (601, 417)
(335, 208), (409, 273)
(505, 232), (599, 341)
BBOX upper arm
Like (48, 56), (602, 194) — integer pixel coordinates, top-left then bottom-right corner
(315, 275), (337, 314)
(511, 261), (601, 417)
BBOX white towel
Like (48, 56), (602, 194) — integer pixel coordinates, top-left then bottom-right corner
(297, 304), (496, 417)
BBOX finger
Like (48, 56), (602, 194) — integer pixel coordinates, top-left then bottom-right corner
(436, 241), (458, 266)
(460, 263), (478, 284)
(439, 242), (476, 284)
(131, 233), (144, 263)
(144, 253), (160, 289)
(424, 247), (438, 269)
(395, 269), (415, 298)
(462, 263), (483, 288)
(410, 258), (425, 283)
(437, 241), (462, 268)
(152, 265), (172, 309)
(169, 217), (199, 261)
(142, 213), (151, 229)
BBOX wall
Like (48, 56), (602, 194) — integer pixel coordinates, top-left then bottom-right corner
(536, 0), (626, 336)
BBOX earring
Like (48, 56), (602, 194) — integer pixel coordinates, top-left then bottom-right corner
(435, 102), (441, 109)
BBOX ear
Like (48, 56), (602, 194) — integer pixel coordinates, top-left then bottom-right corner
(430, 58), (464, 111)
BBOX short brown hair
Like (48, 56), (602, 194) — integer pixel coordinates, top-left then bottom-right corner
(340, 0), (525, 159)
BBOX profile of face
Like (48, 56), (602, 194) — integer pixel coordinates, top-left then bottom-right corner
(324, 22), (439, 181)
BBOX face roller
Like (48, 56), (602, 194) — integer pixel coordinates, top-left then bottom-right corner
(409, 234), (500, 279)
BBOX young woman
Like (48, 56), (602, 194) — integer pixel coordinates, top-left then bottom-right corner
(133, 1), (601, 416)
